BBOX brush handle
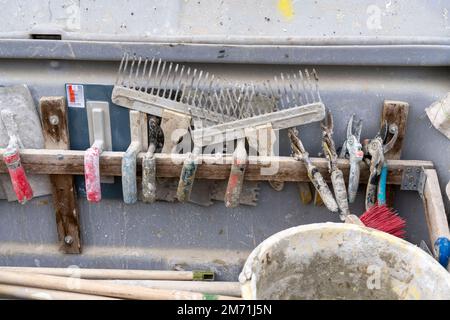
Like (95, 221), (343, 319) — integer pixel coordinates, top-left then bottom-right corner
(3, 146), (33, 204)
(122, 142), (141, 204)
(331, 169), (350, 220)
(224, 139), (247, 208)
(377, 164), (388, 205)
(176, 152), (198, 202)
(84, 146), (102, 203)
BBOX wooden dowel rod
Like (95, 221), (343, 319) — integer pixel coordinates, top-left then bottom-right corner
(0, 270), (238, 300)
(0, 284), (118, 300)
(0, 267), (213, 281)
(102, 280), (241, 297)
(422, 169), (450, 267)
(0, 149), (433, 185)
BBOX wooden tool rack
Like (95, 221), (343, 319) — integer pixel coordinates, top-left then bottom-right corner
(0, 97), (448, 272)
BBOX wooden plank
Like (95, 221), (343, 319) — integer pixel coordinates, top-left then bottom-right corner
(0, 149), (433, 185)
(381, 100), (409, 206)
(422, 169), (450, 269)
(39, 97), (81, 254)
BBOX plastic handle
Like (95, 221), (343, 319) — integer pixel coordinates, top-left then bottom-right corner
(122, 142), (140, 204)
(434, 237), (450, 269)
(142, 144), (156, 203)
(176, 153), (198, 202)
(377, 164), (388, 205)
(224, 140), (247, 208)
(3, 146), (33, 204)
(84, 146), (101, 202)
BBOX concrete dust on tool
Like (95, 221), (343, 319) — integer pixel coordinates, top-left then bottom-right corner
(0, 85), (51, 201)
(321, 111), (350, 220)
(112, 53), (253, 206)
(1, 110), (33, 204)
(261, 70), (336, 213)
(339, 114), (363, 204)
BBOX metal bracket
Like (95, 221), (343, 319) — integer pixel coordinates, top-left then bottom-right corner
(400, 166), (427, 198)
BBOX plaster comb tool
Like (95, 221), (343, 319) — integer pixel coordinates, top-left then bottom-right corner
(176, 84), (240, 203)
(112, 53), (238, 204)
(112, 53), (234, 131)
(190, 71), (327, 207)
(264, 70), (338, 213)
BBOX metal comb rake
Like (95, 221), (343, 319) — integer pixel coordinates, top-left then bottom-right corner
(262, 70), (338, 213)
(191, 71), (326, 147)
(188, 71), (327, 207)
(176, 84), (242, 203)
(112, 53), (236, 125)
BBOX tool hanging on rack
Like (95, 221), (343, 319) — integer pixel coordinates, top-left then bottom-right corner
(0, 110), (33, 204)
(288, 129), (338, 213)
(122, 111), (147, 204)
(112, 53), (235, 127)
(339, 114), (363, 204)
(262, 70), (337, 213)
(363, 121), (398, 210)
(142, 116), (163, 203)
(224, 86), (249, 208)
(84, 102), (112, 203)
(0, 85), (51, 202)
(112, 53), (241, 204)
(177, 84), (240, 203)
(321, 111), (350, 219)
(190, 71), (327, 208)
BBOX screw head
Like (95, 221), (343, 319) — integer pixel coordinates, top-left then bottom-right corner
(64, 235), (73, 245)
(57, 154), (64, 160)
(49, 115), (59, 125)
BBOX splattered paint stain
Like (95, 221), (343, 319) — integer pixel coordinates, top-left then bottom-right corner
(277, 0), (294, 20)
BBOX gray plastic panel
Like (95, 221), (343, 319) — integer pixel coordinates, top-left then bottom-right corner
(0, 58), (448, 279)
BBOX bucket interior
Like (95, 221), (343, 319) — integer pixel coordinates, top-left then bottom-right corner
(240, 224), (450, 300)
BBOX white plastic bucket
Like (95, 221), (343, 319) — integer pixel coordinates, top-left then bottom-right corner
(239, 223), (450, 299)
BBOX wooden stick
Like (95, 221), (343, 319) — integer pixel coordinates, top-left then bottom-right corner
(102, 280), (241, 297)
(422, 169), (450, 270)
(0, 267), (214, 281)
(0, 149), (433, 185)
(381, 100), (409, 207)
(0, 284), (118, 300)
(40, 96), (81, 254)
(0, 270), (238, 300)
